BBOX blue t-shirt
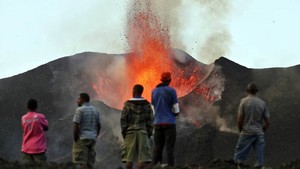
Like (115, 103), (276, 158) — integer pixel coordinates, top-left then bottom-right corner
(151, 84), (179, 125)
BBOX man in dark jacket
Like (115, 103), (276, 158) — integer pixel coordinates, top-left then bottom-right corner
(121, 84), (154, 169)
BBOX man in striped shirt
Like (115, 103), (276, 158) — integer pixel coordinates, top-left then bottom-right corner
(234, 83), (270, 169)
(73, 93), (101, 169)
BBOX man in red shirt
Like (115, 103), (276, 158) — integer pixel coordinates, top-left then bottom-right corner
(21, 99), (48, 165)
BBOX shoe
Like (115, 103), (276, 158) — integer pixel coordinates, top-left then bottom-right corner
(237, 162), (249, 169)
(161, 164), (173, 169)
(152, 163), (162, 169)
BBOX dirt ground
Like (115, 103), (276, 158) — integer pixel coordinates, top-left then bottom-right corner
(1, 158), (300, 169)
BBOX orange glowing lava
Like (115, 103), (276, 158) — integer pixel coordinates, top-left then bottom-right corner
(92, 1), (212, 109)
(125, 1), (173, 101)
(124, 1), (211, 104)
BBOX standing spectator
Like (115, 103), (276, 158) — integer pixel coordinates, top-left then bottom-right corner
(21, 98), (48, 165)
(151, 72), (180, 168)
(234, 83), (270, 169)
(121, 84), (154, 169)
(73, 93), (101, 169)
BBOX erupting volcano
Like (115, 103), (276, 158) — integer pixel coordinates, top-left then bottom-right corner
(92, 1), (222, 111)
(126, 1), (206, 101)
(1, 1), (300, 168)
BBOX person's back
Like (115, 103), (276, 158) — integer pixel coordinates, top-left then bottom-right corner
(73, 93), (101, 169)
(151, 72), (179, 167)
(239, 95), (268, 135)
(21, 99), (48, 165)
(152, 84), (178, 125)
(234, 83), (270, 169)
(121, 84), (153, 169)
(22, 112), (48, 153)
(122, 98), (153, 132)
(74, 103), (100, 139)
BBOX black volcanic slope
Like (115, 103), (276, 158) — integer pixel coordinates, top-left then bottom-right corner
(0, 52), (300, 168)
(214, 57), (300, 166)
(0, 52), (129, 168)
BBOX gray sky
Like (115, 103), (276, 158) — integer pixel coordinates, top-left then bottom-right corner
(0, 0), (299, 78)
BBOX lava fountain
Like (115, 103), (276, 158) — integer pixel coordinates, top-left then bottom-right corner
(125, 1), (208, 102)
(92, 0), (224, 127)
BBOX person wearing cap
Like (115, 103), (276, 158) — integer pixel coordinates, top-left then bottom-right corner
(233, 83), (270, 169)
(151, 72), (180, 168)
(121, 84), (154, 169)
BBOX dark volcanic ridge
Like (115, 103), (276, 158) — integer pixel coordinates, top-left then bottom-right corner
(0, 50), (300, 168)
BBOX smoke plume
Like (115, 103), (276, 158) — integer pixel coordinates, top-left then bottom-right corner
(150, 0), (232, 63)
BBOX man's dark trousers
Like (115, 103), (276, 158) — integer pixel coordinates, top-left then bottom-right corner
(152, 125), (176, 166)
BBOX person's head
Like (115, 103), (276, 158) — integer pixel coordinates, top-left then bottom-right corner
(133, 84), (144, 97)
(247, 82), (258, 95)
(27, 99), (38, 111)
(77, 93), (90, 107)
(160, 72), (172, 85)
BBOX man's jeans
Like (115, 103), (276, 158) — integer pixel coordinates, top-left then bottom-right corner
(234, 134), (265, 167)
(152, 125), (176, 166)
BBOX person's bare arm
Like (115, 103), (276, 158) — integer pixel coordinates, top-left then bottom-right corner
(237, 113), (243, 132)
(97, 123), (101, 137)
(263, 117), (270, 132)
(73, 122), (80, 142)
(237, 100), (244, 133)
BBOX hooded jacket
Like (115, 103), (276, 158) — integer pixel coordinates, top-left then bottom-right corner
(121, 97), (154, 137)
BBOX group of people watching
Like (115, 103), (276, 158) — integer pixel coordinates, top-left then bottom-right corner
(20, 72), (270, 169)
(121, 72), (179, 169)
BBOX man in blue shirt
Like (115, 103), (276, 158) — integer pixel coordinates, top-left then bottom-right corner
(151, 72), (180, 167)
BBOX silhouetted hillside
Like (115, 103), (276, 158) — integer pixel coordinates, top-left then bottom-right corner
(214, 57), (300, 166)
(0, 53), (300, 168)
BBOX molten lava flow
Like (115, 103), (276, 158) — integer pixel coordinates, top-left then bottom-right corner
(91, 0), (222, 111)
(125, 1), (204, 102)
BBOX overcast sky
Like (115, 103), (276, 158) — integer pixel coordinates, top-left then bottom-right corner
(0, 0), (299, 78)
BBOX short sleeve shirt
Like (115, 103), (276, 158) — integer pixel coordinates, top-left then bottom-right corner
(73, 103), (100, 140)
(21, 112), (48, 154)
(151, 85), (179, 125)
(238, 95), (270, 135)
